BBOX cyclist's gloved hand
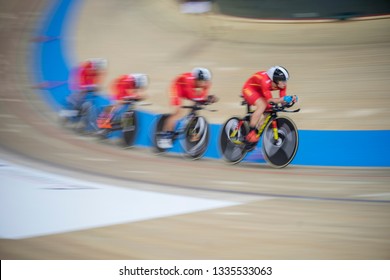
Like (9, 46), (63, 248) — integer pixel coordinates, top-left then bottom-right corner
(207, 95), (218, 104)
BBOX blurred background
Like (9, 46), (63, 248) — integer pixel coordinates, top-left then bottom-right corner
(212, 0), (390, 19)
(0, 0), (389, 259)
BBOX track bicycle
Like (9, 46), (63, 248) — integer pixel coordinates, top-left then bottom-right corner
(58, 90), (100, 133)
(96, 99), (149, 147)
(219, 96), (300, 168)
(154, 101), (216, 159)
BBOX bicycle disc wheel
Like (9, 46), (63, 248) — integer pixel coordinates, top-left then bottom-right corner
(219, 117), (250, 164)
(262, 116), (298, 168)
(182, 116), (209, 159)
(122, 110), (137, 147)
(153, 114), (170, 153)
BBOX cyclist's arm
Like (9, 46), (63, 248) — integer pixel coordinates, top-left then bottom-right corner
(268, 95), (297, 104)
(267, 87), (290, 104)
(260, 78), (276, 103)
(131, 88), (148, 101)
(268, 97), (283, 104)
(117, 82), (148, 101)
(193, 92), (218, 104)
(188, 85), (209, 102)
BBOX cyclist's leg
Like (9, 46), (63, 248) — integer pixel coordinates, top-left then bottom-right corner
(63, 91), (81, 113)
(246, 98), (267, 143)
(158, 84), (185, 148)
(163, 105), (181, 133)
(158, 105), (180, 146)
(164, 83), (183, 131)
(252, 99), (269, 129)
(78, 100), (93, 131)
(166, 83), (187, 131)
(243, 88), (266, 142)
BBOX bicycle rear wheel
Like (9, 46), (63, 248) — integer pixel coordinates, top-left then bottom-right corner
(122, 110), (137, 147)
(262, 116), (298, 168)
(182, 116), (209, 159)
(219, 117), (250, 164)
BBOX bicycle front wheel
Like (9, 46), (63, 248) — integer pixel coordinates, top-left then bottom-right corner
(219, 117), (250, 164)
(122, 110), (137, 147)
(262, 116), (299, 168)
(182, 116), (209, 159)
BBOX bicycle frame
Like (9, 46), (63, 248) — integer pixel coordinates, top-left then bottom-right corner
(100, 100), (137, 126)
(154, 101), (213, 159)
(231, 100), (299, 144)
(174, 102), (208, 138)
(256, 114), (273, 139)
(220, 97), (300, 167)
(229, 113), (273, 143)
(175, 112), (196, 137)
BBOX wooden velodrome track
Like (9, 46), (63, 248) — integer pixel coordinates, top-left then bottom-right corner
(0, 0), (389, 259)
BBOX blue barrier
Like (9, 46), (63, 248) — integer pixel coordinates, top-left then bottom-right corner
(32, 0), (390, 167)
(294, 130), (390, 167)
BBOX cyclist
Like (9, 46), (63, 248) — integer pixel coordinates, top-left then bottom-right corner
(67, 58), (107, 110)
(97, 73), (149, 129)
(61, 58), (107, 132)
(242, 65), (297, 143)
(158, 67), (218, 149)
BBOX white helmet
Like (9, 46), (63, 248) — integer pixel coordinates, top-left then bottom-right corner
(131, 73), (149, 88)
(88, 58), (108, 70)
(192, 67), (212, 81)
(266, 66), (289, 83)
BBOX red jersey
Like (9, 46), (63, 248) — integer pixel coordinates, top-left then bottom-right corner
(242, 71), (286, 106)
(170, 72), (210, 106)
(77, 61), (101, 90)
(112, 75), (138, 101)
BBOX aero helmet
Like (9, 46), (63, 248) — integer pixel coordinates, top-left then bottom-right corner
(89, 58), (108, 70)
(266, 66), (289, 83)
(192, 67), (212, 81)
(131, 73), (149, 88)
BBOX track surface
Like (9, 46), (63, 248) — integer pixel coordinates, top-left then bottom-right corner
(0, 0), (389, 259)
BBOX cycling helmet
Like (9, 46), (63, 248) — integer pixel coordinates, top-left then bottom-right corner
(131, 73), (149, 88)
(192, 67), (212, 81)
(88, 58), (108, 70)
(266, 66), (289, 83)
